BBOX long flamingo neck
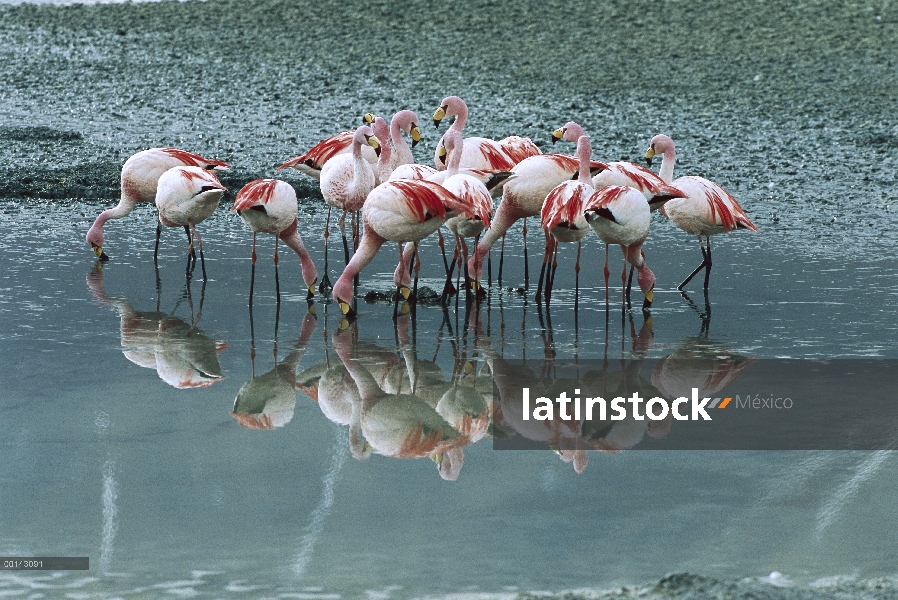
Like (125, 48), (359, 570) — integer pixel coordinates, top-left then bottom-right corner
(390, 118), (410, 156)
(660, 145), (676, 184)
(352, 140), (374, 192)
(376, 139), (393, 182)
(449, 102), (468, 132)
(278, 219), (318, 287)
(333, 332), (384, 405)
(332, 224), (385, 303)
(576, 136), (592, 184)
(446, 138), (463, 175)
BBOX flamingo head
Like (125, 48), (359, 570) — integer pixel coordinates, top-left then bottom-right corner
(637, 264), (656, 309)
(645, 134), (675, 167)
(433, 95), (464, 128)
(362, 113), (376, 125)
(394, 110), (422, 147)
(552, 121), (586, 144)
(85, 225), (108, 261)
(354, 125), (380, 157)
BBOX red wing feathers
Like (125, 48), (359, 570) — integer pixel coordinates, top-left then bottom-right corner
(162, 148), (231, 170)
(478, 143), (516, 171)
(499, 136), (542, 164)
(583, 185), (628, 211)
(542, 184), (585, 230)
(232, 179), (278, 211)
(277, 131), (353, 170)
(389, 180), (452, 223)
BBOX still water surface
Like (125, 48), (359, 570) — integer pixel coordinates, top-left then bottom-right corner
(1, 200), (896, 597)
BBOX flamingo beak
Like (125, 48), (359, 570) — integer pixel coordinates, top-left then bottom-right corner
(437, 144), (447, 163)
(92, 245), (109, 261)
(433, 106), (447, 128)
(469, 279), (481, 294)
(339, 300), (356, 318)
(362, 113), (375, 124)
(307, 283), (316, 299)
(398, 285), (411, 300)
(551, 128), (564, 144)
(307, 302), (316, 316)
(645, 146), (656, 167)
(431, 453), (444, 467)
(366, 136), (381, 157)
(642, 288), (654, 310)
(410, 124), (421, 148)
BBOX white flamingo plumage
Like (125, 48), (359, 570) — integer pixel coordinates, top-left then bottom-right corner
(431, 95), (540, 171)
(85, 147), (230, 261)
(331, 179), (490, 316)
(645, 134), (759, 290)
(538, 134), (595, 304)
(232, 179), (319, 302)
(583, 185), (668, 309)
(466, 148), (609, 293)
(155, 166), (228, 280)
(553, 122), (683, 210)
(276, 116), (379, 179)
(363, 109), (422, 169)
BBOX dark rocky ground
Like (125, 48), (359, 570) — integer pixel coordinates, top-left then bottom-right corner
(0, 0), (896, 251)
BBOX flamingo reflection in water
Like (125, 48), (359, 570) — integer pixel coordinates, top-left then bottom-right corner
(86, 265), (226, 389)
(231, 311), (318, 430)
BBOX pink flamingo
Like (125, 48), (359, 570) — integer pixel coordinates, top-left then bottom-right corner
(583, 185), (668, 310)
(154, 166), (228, 280)
(294, 126), (380, 293)
(431, 95), (540, 171)
(331, 179), (490, 317)
(466, 145), (609, 295)
(538, 134), (595, 304)
(86, 148), (230, 261)
(276, 115), (379, 179)
(646, 134), (759, 290)
(364, 110), (423, 169)
(232, 179), (319, 304)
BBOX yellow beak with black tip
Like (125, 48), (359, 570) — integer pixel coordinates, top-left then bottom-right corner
(366, 135), (381, 157)
(551, 128), (565, 144)
(363, 113), (376, 124)
(410, 124), (421, 147)
(645, 146), (656, 167)
(437, 143), (447, 163)
(92, 245), (109, 261)
(398, 285), (411, 300)
(433, 105), (447, 128)
(642, 288), (654, 310)
(306, 283), (316, 300)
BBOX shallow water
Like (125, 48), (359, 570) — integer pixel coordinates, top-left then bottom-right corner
(1, 200), (897, 598)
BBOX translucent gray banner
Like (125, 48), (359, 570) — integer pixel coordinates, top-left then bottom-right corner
(490, 359), (898, 450)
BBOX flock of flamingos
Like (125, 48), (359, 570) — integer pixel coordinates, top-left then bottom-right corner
(85, 95), (759, 315)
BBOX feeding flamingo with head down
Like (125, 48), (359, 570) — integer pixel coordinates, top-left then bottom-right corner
(645, 134), (759, 291)
(232, 179), (318, 304)
(582, 184), (676, 310)
(331, 179), (491, 317)
(154, 166), (228, 280)
(465, 143), (609, 297)
(85, 147), (230, 261)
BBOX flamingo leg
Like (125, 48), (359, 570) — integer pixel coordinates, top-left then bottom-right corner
(249, 232), (256, 306)
(626, 264), (635, 298)
(677, 235), (710, 290)
(603, 243), (610, 309)
(154, 223), (161, 264)
(546, 237), (559, 304)
(438, 229), (457, 298)
(535, 230), (551, 302)
(461, 236), (471, 304)
(621, 246), (628, 306)
(497, 234), (505, 286)
(184, 225), (194, 278)
(574, 241), (581, 311)
(353, 211), (360, 292)
(339, 211), (350, 267)
(522, 218), (529, 290)
(487, 247), (492, 287)
(411, 243), (421, 311)
(274, 235), (280, 303)
(320, 207), (332, 293)
(191, 222), (207, 281)
(704, 237), (712, 290)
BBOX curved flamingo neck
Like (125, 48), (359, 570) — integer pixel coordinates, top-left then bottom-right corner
(576, 135), (592, 184)
(351, 138), (374, 194)
(278, 219), (318, 287)
(390, 115), (411, 157)
(446, 134), (464, 176)
(659, 144), (676, 184)
(332, 223), (385, 304)
(449, 100), (468, 132)
(87, 195), (138, 241)
(376, 137), (393, 182)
